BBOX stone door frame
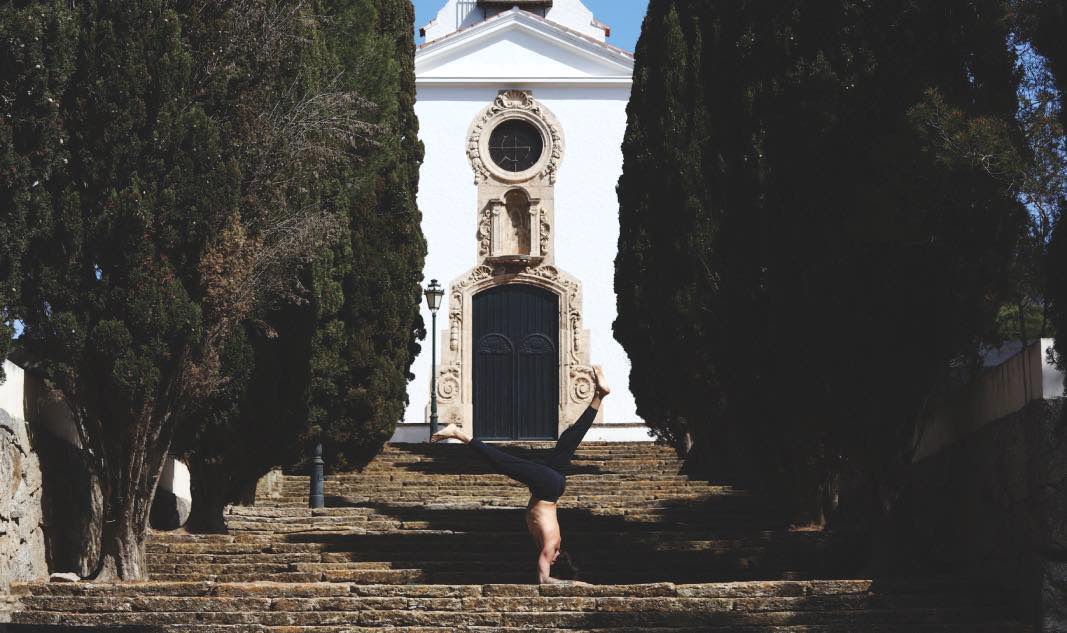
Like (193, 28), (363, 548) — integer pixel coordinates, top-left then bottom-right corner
(431, 263), (599, 437)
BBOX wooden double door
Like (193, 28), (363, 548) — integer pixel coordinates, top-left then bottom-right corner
(472, 284), (559, 440)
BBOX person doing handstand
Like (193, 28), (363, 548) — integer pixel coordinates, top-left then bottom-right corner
(431, 365), (610, 585)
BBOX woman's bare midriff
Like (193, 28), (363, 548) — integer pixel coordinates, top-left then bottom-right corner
(525, 497), (560, 550)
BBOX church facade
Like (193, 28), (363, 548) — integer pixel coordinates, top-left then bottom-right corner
(397, 0), (646, 442)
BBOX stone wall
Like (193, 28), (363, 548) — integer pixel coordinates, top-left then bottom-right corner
(914, 338), (1063, 460)
(0, 409), (47, 595)
(882, 398), (1067, 631)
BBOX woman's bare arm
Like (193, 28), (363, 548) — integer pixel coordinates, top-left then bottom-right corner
(537, 548), (557, 584)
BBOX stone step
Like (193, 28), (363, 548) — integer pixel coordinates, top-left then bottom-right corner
(11, 442), (1030, 631)
(2, 625), (1031, 633)
(268, 486), (745, 494)
(10, 581), (1028, 630)
(147, 536), (845, 558)
(7, 579), (1018, 600)
(165, 521), (794, 537)
(11, 610), (1031, 630)
(331, 470), (693, 476)
(375, 443), (676, 452)
(10, 592), (1010, 614)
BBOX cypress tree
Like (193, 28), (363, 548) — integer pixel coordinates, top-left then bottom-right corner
(173, 0), (425, 530)
(174, 0), (426, 531)
(615, 3), (718, 452)
(617, 0), (1027, 522)
(308, 0), (426, 468)
(14, 0), (240, 578)
(0, 1), (77, 381)
(9, 0), (368, 575)
(170, 0), (331, 533)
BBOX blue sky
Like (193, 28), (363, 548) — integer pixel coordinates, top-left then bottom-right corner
(412, 0), (649, 52)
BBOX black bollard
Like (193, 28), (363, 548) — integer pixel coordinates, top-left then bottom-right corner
(309, 442), (324, 509)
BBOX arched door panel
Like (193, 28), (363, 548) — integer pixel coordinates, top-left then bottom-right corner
(472, 284), (559, 440)
(473, 333), (514, 440)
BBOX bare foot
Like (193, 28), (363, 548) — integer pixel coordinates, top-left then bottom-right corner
(430, 423), (460, 443)
(592, 365), (610, 398)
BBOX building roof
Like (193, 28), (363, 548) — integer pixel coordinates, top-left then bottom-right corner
(421, 0), (613, 46)
(419, 7), (633, 61)
(478, 0), (553, 5)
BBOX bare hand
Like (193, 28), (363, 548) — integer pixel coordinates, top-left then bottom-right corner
(541, 577), (592, 586)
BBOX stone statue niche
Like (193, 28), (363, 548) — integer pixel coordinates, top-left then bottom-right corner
(503, 189), (531, 256)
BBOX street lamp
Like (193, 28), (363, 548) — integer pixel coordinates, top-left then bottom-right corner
(424, 279), (445, 436)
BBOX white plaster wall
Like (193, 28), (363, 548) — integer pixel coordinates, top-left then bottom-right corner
(0, 361), (24, 421)
(1042, 338), (1065, 399)
(914, 337), (1067, 461)
(158, 457), (191, 502)
(542, 0), (600, 39)
(424, 0), (603, 43)
(406, 83), (638, 426)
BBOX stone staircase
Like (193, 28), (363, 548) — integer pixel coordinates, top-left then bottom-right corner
(7, 442), (1031, 631)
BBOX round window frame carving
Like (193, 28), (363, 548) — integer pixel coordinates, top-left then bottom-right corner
(468, 91), (564, 184)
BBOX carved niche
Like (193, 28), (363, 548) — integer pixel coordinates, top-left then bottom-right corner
(478, 189), (548, 261)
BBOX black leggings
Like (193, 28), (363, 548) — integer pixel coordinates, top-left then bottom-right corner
(468, 405), (597, 503)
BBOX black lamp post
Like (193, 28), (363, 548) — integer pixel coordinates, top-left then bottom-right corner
(424, 279), (445, 436)
(309, 442), (324, 509)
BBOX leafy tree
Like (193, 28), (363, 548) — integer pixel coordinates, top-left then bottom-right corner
(175, 310), (312, 532)
(169, 0), (338, 533)
(308, 0), (426, 469)
(0, 1), (77, 382)
(1014, 0), (1066, 375)
(174, 0), (426, 531)
(12, 0), (239, 579)
(8, 0), (364, 576)
(617, 0), (1027, 523)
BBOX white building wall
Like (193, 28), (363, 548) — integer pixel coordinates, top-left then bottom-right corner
(0, 360), (25, 421)
(404, 83), (638, 426)
(913, 338), (1066, 461)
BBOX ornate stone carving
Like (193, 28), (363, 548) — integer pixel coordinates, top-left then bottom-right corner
(526, 264), (559, 281)
(477, 205), (492, 257)
(437, 86), (587, 434)
(569, 365), (596, 403)
(498, 89), (534, 109)
(545, 131), (563, 185)
(437, 362), (461, 402)
(467, 90), (564, 185)
(434, 261), (592, 434)
(448, 308), (460, 352)
(570, 312), (582, 356)
(539, 207), (550, 258)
